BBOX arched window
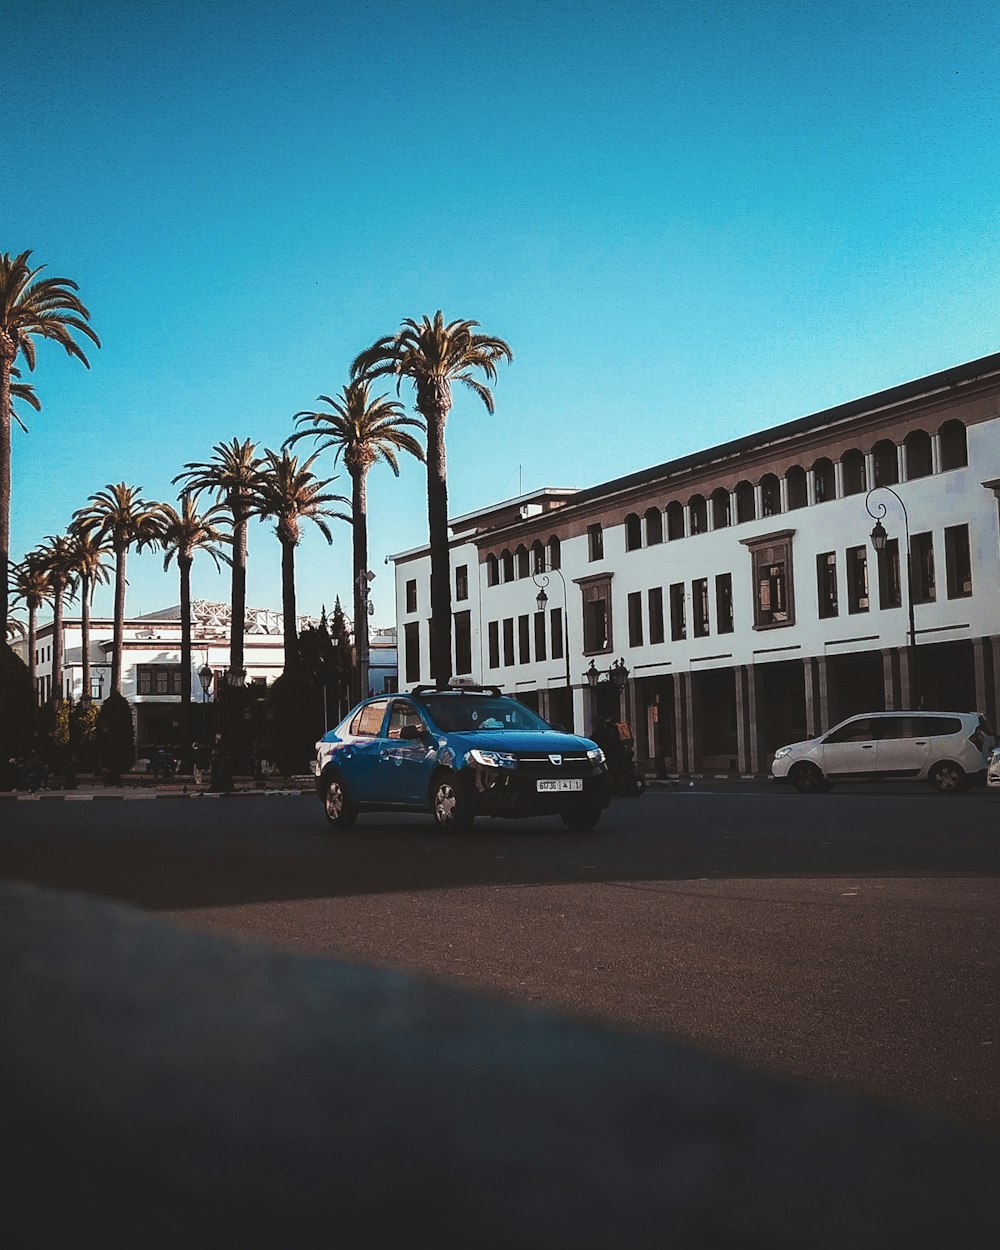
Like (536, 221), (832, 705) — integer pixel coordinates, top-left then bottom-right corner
(688, 493), (707, 535)
(547, 535), (561, 570)
(904, 429), (932, 480)
(873, 439), (898, 486)
(531, 540), (546, 574)
(841, 448), (866, 496)
(938, 419), (968, 470)
(760, 473), (782, 517)
(711, 487), (731, 528)
(486, 554), (498, 587)
(644, 507), (663, 546)
(515, 544), (529, 578)
(811, 458), (835, 504)
(666, 501), (685, 541)
(735, 480), (755, 523)
(500, 548), (514, 582)
(785, 466), (807, 510)
(624, 512), (642, 552)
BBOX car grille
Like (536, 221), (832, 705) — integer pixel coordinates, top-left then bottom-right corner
(512, 752), (593, 778)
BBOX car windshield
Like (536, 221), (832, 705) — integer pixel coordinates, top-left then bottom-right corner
(420, 695), (551, 733)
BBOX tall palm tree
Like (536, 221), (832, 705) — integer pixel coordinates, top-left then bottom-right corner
(11, 551), (52, 697)
(74, 484), (162, 694)
(252, 448), (350, 672)
(287, 378), (424, 700)
(0, 250), (100, 641)
(36, 534), (78, 703)
(64, 520), (113, 703)
(353, 312), (512, 687)
(175, 440), (262, 684)
(153, 494), (232, 768)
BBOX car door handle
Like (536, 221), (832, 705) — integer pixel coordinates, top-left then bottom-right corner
(914, 740), (927, 746)
(862, 744), (874, 749)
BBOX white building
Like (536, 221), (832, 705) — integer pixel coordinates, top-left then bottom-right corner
(391, 352), (1000, 775)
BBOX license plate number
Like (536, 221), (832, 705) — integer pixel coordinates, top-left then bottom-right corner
(536, 779), (583, 793)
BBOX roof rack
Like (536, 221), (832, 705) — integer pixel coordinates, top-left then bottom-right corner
(410, 683), (503, 697)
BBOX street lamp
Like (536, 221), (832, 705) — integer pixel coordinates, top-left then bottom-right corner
(866, 485), (918, 708)
(585, 657), (630, 730)
(198, 664), (214, 702)
(533, 565), (573, 729)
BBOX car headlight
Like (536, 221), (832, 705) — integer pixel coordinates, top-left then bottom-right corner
(773, 747), (793, 760)
(468, 749), (518, 769)
(587, 747), (606, 764)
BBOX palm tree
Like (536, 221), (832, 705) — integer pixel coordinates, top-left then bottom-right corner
(153, 494), (232, 769)
(0, 250), (100, 641)
(11, 551), (52, 697)
(252, 448), (350, 672)
(36, 534), (78, 702)
(175, 440), (262, 684)
(9, 366), (41, 433)
(287, 378), (424, 700)
(64, 520), (113, 703)
(74, 484), (162, 694)
(352, 312), (512, 687)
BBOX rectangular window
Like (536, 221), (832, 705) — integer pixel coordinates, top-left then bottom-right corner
(487, 620), (500, 669)
(846, 546), (869, 614)
(715, 574), (734, 634)
(405, 579), (417, 614)
(587, 523), (604, 562)
(581, 579), (612, 653)
(944, 524), (972, 599)
(627, 591), (643, 647)
(876, 537), (901, 610)
(692, 578), (710, 637)
(669, 583), (686, 641)
(455, 565), (469, 602)
(648, 587), (664, 644)
(910, 532), (936, 603)
(502, 617), (515, 667)
(756, 561), (788, 624)
(533, 611), (547, 662)
(550, 608), (564, 660)
(816, 552), (838, 619)
(404, 622), (420, 684)
(136, 665), (182, 696)
(454, 611), (472, 676)
(744, 534), (795, 628)
(518, 614), (530, 664)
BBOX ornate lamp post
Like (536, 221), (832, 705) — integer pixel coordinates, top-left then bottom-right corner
(533, 564), (573, 729)
(585, 657), (629, 725)
(866, 485), (918, 708)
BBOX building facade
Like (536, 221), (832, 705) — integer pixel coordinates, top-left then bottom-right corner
(391, 352), (1000, 775)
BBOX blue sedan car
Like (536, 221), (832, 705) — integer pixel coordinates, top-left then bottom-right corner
(314, 684), (612, 831)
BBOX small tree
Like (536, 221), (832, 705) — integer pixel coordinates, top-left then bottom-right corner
(96, 690), (136, 785)
(0, 643), (34, 788)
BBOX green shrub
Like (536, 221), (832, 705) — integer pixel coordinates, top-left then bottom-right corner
(0, 644), (36, 788)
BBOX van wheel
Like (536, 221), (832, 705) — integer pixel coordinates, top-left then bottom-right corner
(790, 762), (827, 794)
(929, 761), (965, 794)
(322, 775), (357, 829)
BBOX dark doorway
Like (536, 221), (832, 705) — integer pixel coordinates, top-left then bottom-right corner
(757, 661), (806, 758)
(831, 651), (885, 723)
(696, 668), (738, 770)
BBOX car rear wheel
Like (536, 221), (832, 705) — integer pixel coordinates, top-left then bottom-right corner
(790, 762), (827, 794)
(560, 805), (602, 832)
(322, 776), (357, 829)
(929, 760), (965, 794)
(432, 775), (474, 831)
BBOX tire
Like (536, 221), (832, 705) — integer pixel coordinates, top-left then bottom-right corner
(561, 806), (602, 832)
(322, 774), (358, 829)
(431, 774), (474, 831)
(929, 760), (965, 794)
(790, 762), (827, 794)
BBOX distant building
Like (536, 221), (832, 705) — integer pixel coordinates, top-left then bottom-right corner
(392, 352), (1000, 775)
(368, 627), (398, 696)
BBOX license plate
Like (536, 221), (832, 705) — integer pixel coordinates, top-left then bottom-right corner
(536, 779), (583, 793)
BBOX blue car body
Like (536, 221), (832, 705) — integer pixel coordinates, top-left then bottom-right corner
(314, 685), (612, 830)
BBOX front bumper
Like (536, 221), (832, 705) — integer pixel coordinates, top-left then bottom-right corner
(462, 762), (612, 817)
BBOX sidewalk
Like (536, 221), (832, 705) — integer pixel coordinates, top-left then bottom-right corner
(0, 775), (315, 801)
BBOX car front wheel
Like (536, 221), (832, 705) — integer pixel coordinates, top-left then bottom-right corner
(790, 762), (828, 794)
(432, 774), (474, 831)
(929, 760), (965, 794)
(322, 775), (358, 829)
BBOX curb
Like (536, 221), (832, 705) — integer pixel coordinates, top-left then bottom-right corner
(1, 788), (312, 802)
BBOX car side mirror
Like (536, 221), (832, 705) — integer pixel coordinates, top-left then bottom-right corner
(399, 724), (426, 741)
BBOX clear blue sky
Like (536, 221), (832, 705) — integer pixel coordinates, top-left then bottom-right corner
(8, 0), (1000, 627)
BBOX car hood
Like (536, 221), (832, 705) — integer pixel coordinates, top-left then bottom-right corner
(776, 738), (819, 754)
(442, 730), (598, 755)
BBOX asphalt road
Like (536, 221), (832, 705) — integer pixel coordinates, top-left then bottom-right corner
(3, 782), (998, 1132)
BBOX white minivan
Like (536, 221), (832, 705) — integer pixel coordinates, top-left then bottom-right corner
(771, 710), (996, 794)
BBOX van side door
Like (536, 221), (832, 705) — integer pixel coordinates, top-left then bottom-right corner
(819, 716), (880, 779)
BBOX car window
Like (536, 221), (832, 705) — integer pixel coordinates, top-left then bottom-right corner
(353, 699), (390, 738)
(919, 716), (963, 737)
(876, 716), (921, 740)
(420, 695), (550, 733)
(386, 700), (426, 739)
(823, 718), (879, 744)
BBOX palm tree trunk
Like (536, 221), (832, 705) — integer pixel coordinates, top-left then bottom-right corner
(351, 467), (369, 702)
(81, 571), (92, 701)
(179, 554), (193, 771)
(28, 603), (37, 702)
(424, 407), (453, 688)
(280, 536), (298, 673)
(111, 542), (127, 694)
(0, 351), (12, 644)
(51, 581), (65, 702)
(230, 510), (248, 679)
